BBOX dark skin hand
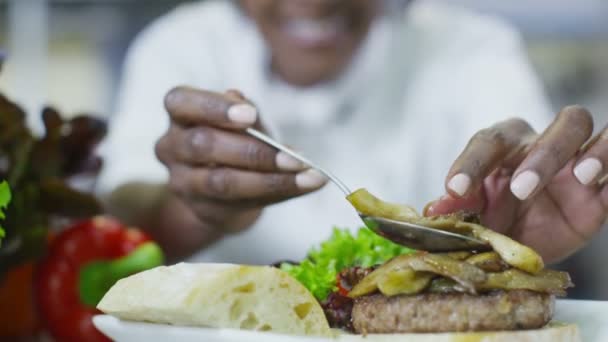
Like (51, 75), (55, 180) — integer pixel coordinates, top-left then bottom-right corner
(153, 87), (327, 260)
(426, 105), (607, 264)
(131, 0), (385, 260)
(148, 90), (603, 264)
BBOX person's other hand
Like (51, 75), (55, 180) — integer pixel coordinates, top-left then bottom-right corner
(426, 105), (606, 263)
(155, 87), (327, 233)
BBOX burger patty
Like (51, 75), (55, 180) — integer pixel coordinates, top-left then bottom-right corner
(352, 290), (554, 334)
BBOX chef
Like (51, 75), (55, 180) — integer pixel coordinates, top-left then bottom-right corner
(98, 0), (605, 265)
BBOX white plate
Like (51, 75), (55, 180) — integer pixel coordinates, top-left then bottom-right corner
(93, 299), (608, 342)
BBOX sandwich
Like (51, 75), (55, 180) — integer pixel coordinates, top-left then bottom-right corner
(97, 189), (579, 341)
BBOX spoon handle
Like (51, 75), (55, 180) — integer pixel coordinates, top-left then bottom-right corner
(246, 128), (352, 196)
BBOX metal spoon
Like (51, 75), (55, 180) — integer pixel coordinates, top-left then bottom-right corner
(246, 128), (489, 252)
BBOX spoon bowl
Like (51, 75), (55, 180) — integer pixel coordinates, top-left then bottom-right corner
(246, 127), (489, 252)
(361, 215), (489, 252)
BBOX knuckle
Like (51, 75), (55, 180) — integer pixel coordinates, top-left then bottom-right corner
(538, 144), (565, 169)
(265, 174), (292, 196)
(206, 168), (234, 199)
(185, 127), (214, 162)
(505, 118), (534, 134)
(241, 142), (272, 169)
(472, 128), (506, 147)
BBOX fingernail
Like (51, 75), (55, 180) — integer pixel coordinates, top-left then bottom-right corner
(295, 169), (328, 190)
(227, 104), (257, 125)
(574, 158), (602, 185)
(510, 170), (540, 200)
(276, 152), (306, 171)
(447, 173), (471, 197)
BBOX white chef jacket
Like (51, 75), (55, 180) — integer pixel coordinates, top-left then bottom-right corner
(97, 0), (552, 265)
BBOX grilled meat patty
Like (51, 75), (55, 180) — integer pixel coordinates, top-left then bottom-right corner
(352, 290), (554, 334)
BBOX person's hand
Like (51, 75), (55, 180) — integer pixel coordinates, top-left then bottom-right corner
(155, 87), (327, 233)
(426, 105), (606, 263)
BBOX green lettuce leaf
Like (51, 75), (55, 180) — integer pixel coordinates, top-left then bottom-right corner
(281, 227), (415, 300)
(0, 180), (11, 241)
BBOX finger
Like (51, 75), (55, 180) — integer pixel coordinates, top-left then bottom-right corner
(164, 86), (258, 129)
(170, 125), (306, 172)
(223, 89), (269, 131)
(225, 89), (247, 101)
(510, 105), (593, 200)
(573, 123), (608, 185)
(188, 198), (262, 232)
(423, 191), (485, 217)
(155, 131), (172, 166)
(476, 168), (520, 235)
(168, 166), (327, 202)
(446, 118), (536, 197)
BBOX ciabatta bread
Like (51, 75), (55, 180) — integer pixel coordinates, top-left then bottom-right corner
(97, 263), (332, 337)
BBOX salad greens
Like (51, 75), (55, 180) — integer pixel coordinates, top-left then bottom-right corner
(281, 227), (415, 300)
(0, 180), (10, 242)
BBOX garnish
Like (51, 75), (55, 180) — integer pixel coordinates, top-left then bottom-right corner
(281, 228), (414, 300)
(0, 180), (10, 243)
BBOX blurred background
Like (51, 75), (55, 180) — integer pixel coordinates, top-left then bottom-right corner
(0, 0), (607, 300)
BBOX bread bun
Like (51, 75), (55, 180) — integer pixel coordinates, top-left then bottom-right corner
(97, 263), (332, 337)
